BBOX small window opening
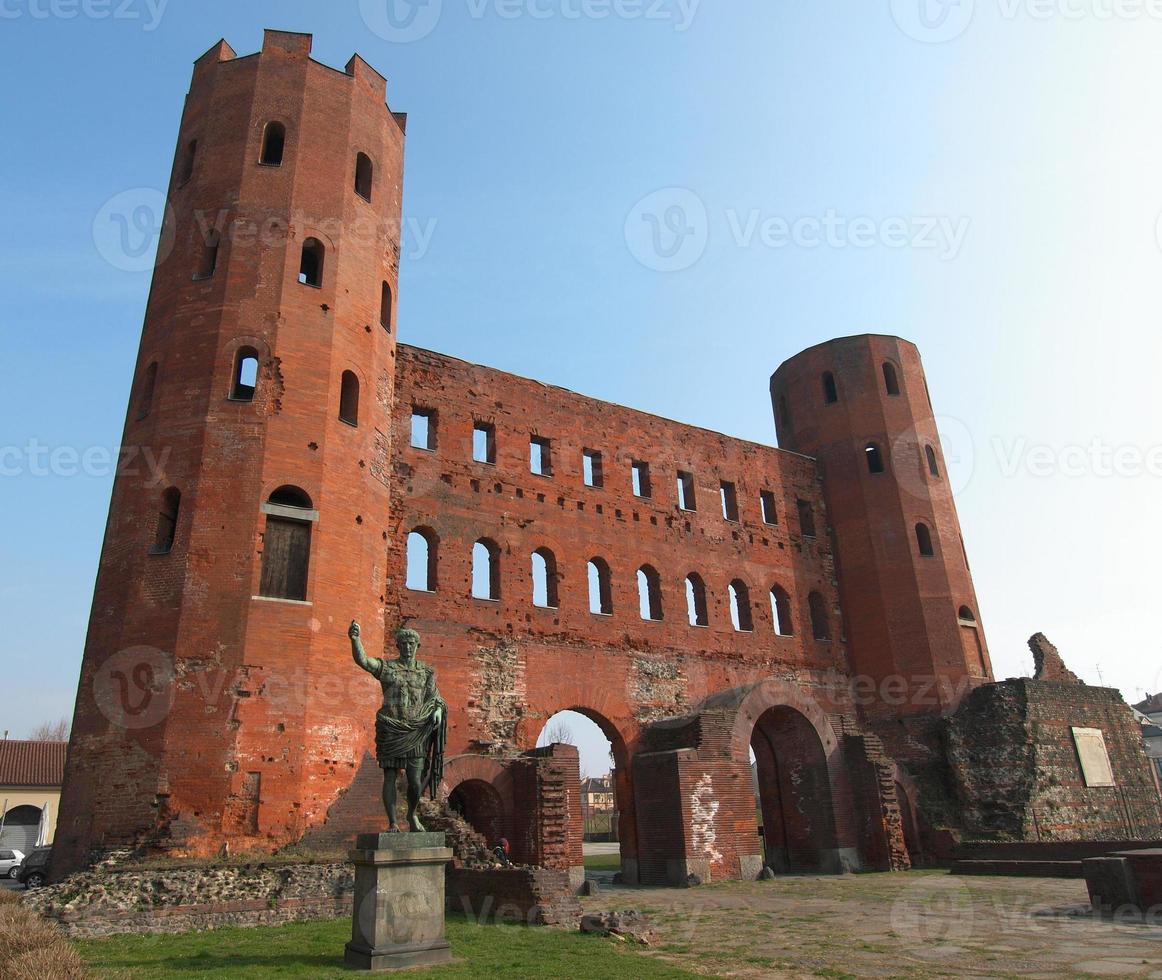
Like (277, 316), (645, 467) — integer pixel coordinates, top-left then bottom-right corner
(720, 481), (740, 522)
(771, 586), (793, 636)
(637, 565), (663, 621)
(883, 361), (901, 396)
(260, 122), (286, 166)
(380, 281), (392, 333)
(822, 371), (838, 404)
(260, 487), (313, 601)
(729, 580), (753, 632)
(411, 408), (437, 451)
(339, 371), (359, 426)
(865, 442), (885, 474)
(152, 487), (180, 554)
(530, 436), (552, 477)
(677, 471), (697, 511)
(796, 498), (816, 538)
(809, 591), (830, 640)
(583, 449), (603, 488)
(299, 238), (324, 287)
(355, 152), (374, 202)
(136, 361), (158, 421)
(685, 573), (709, 627)
(588, 557), (613, 616)
(178, 139), (197, 184)
(777, 394), (792, 430)
(406, 527), (438, 592)
(926, 445), (940, 477)
(532, 548), (559, 609)
(760, 490), (778, 525)
(958, 605), (976, 623)
(916, 522), (935, 557)
(231, 348), (258, 401)
(632, 461), (652, 499)
(472, 539), (500, 601)
(473, 422), (496, 464)
(196, 229), (220, 280)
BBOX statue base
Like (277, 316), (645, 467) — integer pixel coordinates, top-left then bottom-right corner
(344, 832), (454, 972)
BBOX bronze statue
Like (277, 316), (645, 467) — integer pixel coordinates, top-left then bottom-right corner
(349, 621), (447, 832)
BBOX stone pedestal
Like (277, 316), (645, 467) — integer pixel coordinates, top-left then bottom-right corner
(344, 832), (453, 971)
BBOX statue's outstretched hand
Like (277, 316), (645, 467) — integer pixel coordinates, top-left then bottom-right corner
(349, 620), (361, 640)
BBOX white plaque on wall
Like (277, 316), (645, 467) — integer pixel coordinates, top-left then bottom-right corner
(1072, 727), (1116, 788)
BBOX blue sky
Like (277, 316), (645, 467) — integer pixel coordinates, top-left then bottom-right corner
(3, 1), (1162, 775)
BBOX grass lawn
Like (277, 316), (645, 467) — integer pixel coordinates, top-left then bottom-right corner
(75, 912), (702, 979)
(582, 852), (621, 872)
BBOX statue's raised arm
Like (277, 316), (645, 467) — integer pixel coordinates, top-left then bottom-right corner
(349, 620), (381, 675)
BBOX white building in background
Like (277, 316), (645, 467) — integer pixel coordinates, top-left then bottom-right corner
(0, 740), (67, 852)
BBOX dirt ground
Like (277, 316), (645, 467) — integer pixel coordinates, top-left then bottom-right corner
(582, 870), (1162, 978)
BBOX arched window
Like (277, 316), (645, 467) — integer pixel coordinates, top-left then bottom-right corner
(406, 527), (438, 592)
(136, 361), (158, 420)
(915, 522), (935, 557)
(532, 548), (559, 609)
(925, 444), (940, 477)
(355, 152), (374, 202)
(770, 585), (793, 636)
(178, 139), (197, 184)
(299, 238), (324, 287)
(637, 565), (663, 621)
(380, 281), (392, 333)
(472, 539), (500, 601)
(196, 229), (220, 280)
(809, 591), (830, 640)
(260, 122), (286, 165)
(685, 573), (708, 627)
(958, 605), (976, 623)
(588, 557), (612, 616)
(865, 442), (885, 474)
(231, 348), (258, 401)
(260, 487), (314, 601)
(729, 579), (753, 632)
(339, 370), (359, 426)
(882, 361), (901, 396)
(822, 372), (838, 404)
(152, 487), (180, 554)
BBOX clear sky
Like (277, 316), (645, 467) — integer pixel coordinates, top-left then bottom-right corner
(2, 2), (1161, 777)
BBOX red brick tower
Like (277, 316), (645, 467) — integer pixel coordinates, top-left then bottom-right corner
(771, 335), (991, 722)
(54, 31), (405, 875)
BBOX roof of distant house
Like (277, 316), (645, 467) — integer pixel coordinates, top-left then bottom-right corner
(1135, 693), (1162, 714)
(580, 776), (612, 793)
(0, 740), (67, 787)
(1144, 724), (1162, 739)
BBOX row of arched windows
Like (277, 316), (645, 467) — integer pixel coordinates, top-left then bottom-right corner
(405, 528), (835, 639)
(861, 439), (941, 479)
(821, 361), (901, 406)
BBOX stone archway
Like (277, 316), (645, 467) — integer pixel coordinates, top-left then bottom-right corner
(448, 778), (507, 845)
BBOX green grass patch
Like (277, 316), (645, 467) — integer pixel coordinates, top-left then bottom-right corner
(75, 912), (703, 979)
(582, 852), (621, 872)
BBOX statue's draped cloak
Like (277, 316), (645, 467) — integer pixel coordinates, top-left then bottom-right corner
(372, 658), (446, 797)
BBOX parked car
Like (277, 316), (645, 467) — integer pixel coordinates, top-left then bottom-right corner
(0, 848), (24, 878)
(15, 847), (50, 889)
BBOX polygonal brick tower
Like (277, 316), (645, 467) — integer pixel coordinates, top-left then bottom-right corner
(771, 335), (992, 727)
(54, 31), (405, 876)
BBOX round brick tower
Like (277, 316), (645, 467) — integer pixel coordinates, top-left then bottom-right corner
(770, 335), (992, 723)
(54, 31), (405, 875)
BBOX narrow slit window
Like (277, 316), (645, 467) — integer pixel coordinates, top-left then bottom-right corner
(796, 498), (816, 538)
(152, 487), (180, 554)
(473, 422), (496, 464)
(777, 394), (792, 430)
(355, 152), (374, 201)
(637, 565), (663, 621)
(720, 481), (740, 522)
(231, 348), (258, 401)
(632, 460), (652, 499)
(926, 445), (940, 477)
(259, 487), (314, 601)
(865, 442), (885, 474)
(588, 558), (613, 616)
(178, 139), (197, 184)
(405, 527), (438, 592)
(883, 361), (901, 396)
(299, 238), (324, 287)
(729, 580), (753, 632)
(339, 371), (359, 426)
(916, 522), (935, 557)
(771, 586), (793, 636)
(677, 471), (697, 511)
(260, 122), (286, 165)
(380, 281), (393, 333)
(530, 436), (552, 477)
(583, 449), (603, 488)
(532, 548), (559, 608)
(809, 591), (830, 640)
(411, 408), (437, 451)
(136, 362), (158, 421)
(822, 371), (838, 404)
(685, 573), (709, 627)
(195, 230), (220, 280)
(760, 490), (778, 525)
(472, 539), (500, 601)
